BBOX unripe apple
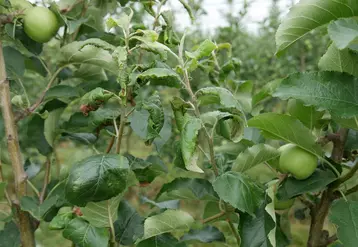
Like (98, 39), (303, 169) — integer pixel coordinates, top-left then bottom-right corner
(279, 144), (318, 180)
(23, 7), (59, 43)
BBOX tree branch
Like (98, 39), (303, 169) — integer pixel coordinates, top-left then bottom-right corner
(39, 157), (51, 203)
(0, 40), (35, 247)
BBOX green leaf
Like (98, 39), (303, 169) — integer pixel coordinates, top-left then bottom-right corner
(142, 93), (165, 145)
(275, 0), (358, 56)
(130, 109), (149, 141)
(201, 111), (244, 143)
(239, 202), (275, 247)
(74, 64), (108, 81)
(248, 113), (322, 155)
(252, 79), (282, 106)
(81, 195), (122, 228)
(88, 102), (121, 127)
(80, 87), (114, 105)
(181, 225), (225, 243)
(273, 72), (358, 118)
(328, 18), (358, 50)
(0, 182), (6, 200)
(196, 87), (242, 112)
(65, 154), (130, 206)
(170, 97), (191, 132)
(26, 114), (53, 155)
(333, 116), (358, 131)
(20, 196), (58, 220)
(141, 210), (194, 241)
(213, 171), (264, 215)
(61, 132), (98, 145)
(180, 115), (203, 173)
(141, 197), (180, 210)
(158, 178), (218, 201)
(185, 40), (216, 60)
(132, 35), (173, 60)
(329, 199), (358, 247)
(3, 46), (25, 77)
(44, 85), (82, 102)
(125, 154), (167, 183)
(265, 181), (278, 247)
(137, 233), (186, 247)
(138, 68), (181, 88)
(318, 44), (358, 77)
(60, 38), (118, 74)
(49, 212), (74, 230)
(178, 0), (194, 21)
(114, 200), (144, 245)
(232, 144), (280, 172)
(277, 170), (337, 200)
(44, 108), (64, 147)
(63, 218), (109, 247)
(0, 221), (20, 247)
(287, 99), (324, 130)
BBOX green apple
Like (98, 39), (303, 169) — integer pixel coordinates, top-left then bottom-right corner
(275, 197), (294, 210)
(279, 144), (318, 180)
(23, 6), (59, 43)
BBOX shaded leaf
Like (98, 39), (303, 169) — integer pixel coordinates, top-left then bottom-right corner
(60, 38), (118, 74)
(181, 225), (225, 243)
(273, 72), (358, 118)
(3, 46), (25, 77)
(142, 93), (164, 145)
(61, 132), (97, 145)
(287, 99), (324, 130)
(240, 202), (274, 247)
(138, 68), (181, 88)
(232, 144), (280, 172)
(196, 87), (242, 112)
(20, 196), (58, 220)
(49, 212), (74, 230)
(158, 178), (218, 201)
(141, 196), (180, 210)
(0, 221), (20, 247)
(277, 170), (337, 200)
(125, 154), (167, 183)
(329, 199), (358, 247)
(44, 108), (64, 147)
(65, 154), (130, 206)
(142, 210), (194, 240)
(213, 171), (264, 215)
(248, 113), (322, 155)
(26, 114), (53, 155)
(114, 200), (144, 245)
(44, 85), (82, 102)
(63, 218), (109, 247)
(137, 233), (186, 247)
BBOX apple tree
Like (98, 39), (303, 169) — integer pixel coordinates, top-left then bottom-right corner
(0, 0), (358, 247)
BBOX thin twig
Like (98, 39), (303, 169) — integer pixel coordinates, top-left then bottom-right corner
(106, 136), (115, 154)
(107, 200), (117, 247)
(202, 211), (225, 224)
(116, 106), (127, 154)
(15, 65), (68, 122)
(39, 157), (51, 203)
(27, 180), (40, 198)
